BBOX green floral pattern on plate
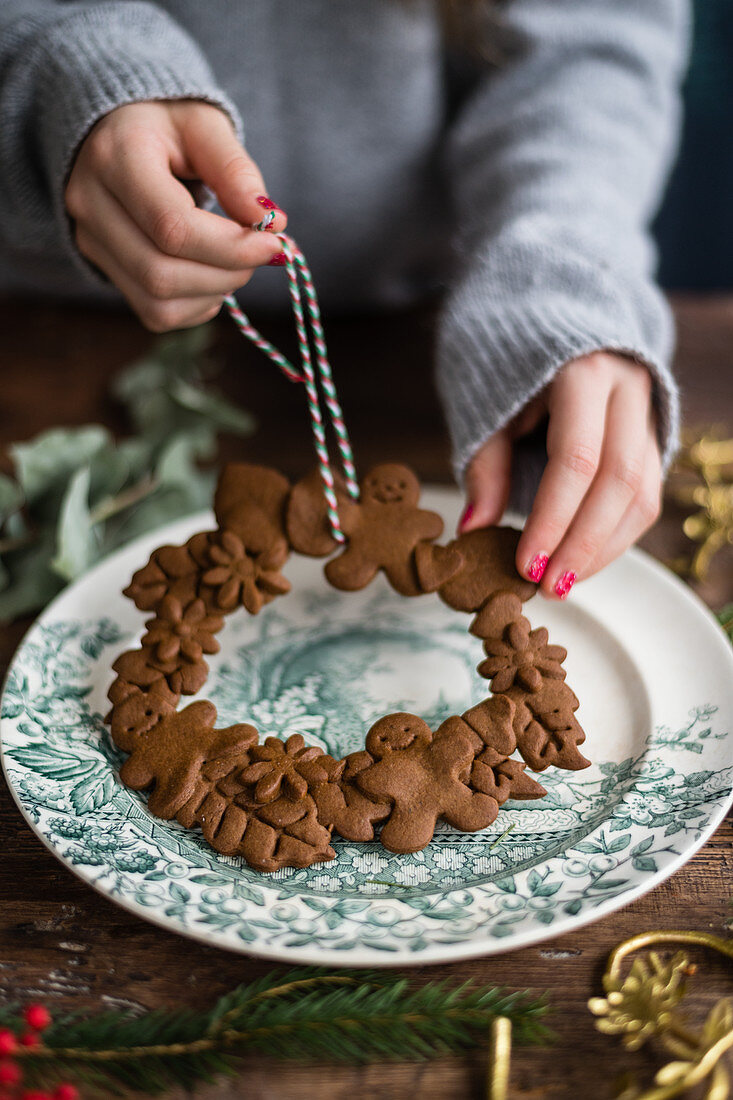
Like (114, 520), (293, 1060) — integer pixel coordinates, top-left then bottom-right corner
(2, 603), (731, 964)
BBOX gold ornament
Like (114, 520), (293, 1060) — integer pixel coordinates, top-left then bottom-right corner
(666, 429), (733, 582)
(589, 930), (733, 1098)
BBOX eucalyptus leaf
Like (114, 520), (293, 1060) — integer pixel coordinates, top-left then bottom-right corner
(4, 509), (28, 539)
(51, 465), (97, 582)
(169, 377), (255, 435)
(0, 473), (22, 522)
(0, 529), (62, 621)
(1, 322), (255, 622)
(102, 482), (211, 548)
(87, 443), (135, 504)
(155, 432), (216, 510)
(11, 425), (111, 504)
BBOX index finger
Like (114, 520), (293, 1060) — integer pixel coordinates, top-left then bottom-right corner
(515, 365), (611, 583)
(100, 138), (282, 270)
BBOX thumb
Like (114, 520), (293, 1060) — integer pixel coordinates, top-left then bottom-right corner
(181, 107), (288, 231)
(458, 429), (513, 534)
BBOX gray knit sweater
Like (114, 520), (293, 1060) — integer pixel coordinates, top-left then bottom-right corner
(0, 0), (689, 500)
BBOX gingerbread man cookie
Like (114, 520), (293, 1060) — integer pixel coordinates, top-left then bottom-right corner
(356, 712), (500, 853)
(119, 701), (258, 820)
(326, 464), (445, 595)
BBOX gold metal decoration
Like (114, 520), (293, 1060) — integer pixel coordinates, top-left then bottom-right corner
(589, 930), (733, 1097)
(666, 429), (733, 582)
(487, 1016), (512, 1100)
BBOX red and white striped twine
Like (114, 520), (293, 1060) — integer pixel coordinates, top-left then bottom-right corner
(222, 232), (359, 543)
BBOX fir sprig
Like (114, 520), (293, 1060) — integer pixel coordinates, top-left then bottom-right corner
(11, 968), (552, 1096)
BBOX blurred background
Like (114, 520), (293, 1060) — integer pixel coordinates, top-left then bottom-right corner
(655, 0), (733, 289)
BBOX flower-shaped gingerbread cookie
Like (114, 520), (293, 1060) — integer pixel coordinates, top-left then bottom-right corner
(202, 530), (291, 613)
(478, 619), (567, 692)
(239, 734), (329, 803)
(142, 596), (223, 665)
(124, 532), (214, 612)
(356, 712), (500, 853)
(177, 757), (335, 871)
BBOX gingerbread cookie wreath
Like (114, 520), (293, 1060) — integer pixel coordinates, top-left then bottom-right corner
(106, 461), (590, 873)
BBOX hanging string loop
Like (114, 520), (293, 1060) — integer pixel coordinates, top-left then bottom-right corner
(222, 229), (358, 543)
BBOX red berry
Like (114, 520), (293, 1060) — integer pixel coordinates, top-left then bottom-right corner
(54, 1086), (79, 1100)
(0, 1062), (20, 1085)
(21, 1092), (53, 1100)
(19, 1032), (40, 1048)
(23, 1006), (51, 1032)
(0, 1033), (16, 1058)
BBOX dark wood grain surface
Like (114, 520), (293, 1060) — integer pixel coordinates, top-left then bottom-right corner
(0, 294), (731, 1099)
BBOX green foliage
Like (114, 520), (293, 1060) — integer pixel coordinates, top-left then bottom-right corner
(13, 967), (552, 1096)
(0, 325), (255, 623)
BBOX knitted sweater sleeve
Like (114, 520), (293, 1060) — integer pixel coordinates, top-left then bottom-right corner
(436, 0), (690, 506)
(0, 0), (242, 290)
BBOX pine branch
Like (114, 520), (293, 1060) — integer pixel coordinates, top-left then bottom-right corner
(15, 967), (552, 1096)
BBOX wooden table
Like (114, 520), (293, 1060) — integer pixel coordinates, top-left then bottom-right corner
(1, 294), (731, 1099)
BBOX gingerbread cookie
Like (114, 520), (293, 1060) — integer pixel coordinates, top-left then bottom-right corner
(289, 463), (445, 596)
(109, 460), (590, 873)
(142, 595), (223, 665)
(437, 528), (536, 611)
(430, 696), (544, 802)
(201, 530), (291, 614)
(355, 713), (500, 853)
(214, 463), (291, 554)
(469, 591), (525, 639)
(310, 751), (391, 842)
(123, 532), (216, 612)
(108, 682), (180, 752)
(506, 682), (590, 772)
(233, 734), (336, 870)
(478, 619), (567, 693)
(119, 701), (258, 820)
(286, 467), (353, 557)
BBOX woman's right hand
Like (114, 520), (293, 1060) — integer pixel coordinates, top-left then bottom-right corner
(65, 100), (287, 332)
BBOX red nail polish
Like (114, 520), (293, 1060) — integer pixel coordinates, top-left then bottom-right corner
(268, 252), (288, 266)
(458, 503), (475, 533)
(527, 553), (549, 583)
(555, 571), (576, 600)
(257, 195), (281, 212)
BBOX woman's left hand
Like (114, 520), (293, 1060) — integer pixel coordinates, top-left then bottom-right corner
(460, 351), (663, 599)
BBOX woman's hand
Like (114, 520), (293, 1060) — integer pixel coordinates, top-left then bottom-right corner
(461, 352), (663, 598)
(65, 101), (287, 332)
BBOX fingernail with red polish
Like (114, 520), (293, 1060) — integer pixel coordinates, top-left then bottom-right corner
(555, 571), (576, 600)
(527, 553), (549, 583)
(257, 195), (282, 212)
(268, 252), (288, 266)
(458, 503), (475, 533)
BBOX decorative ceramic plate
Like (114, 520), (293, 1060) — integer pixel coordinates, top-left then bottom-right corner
(2, 489), (732, 966)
